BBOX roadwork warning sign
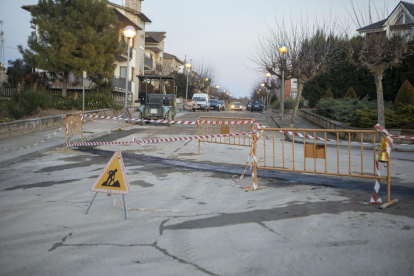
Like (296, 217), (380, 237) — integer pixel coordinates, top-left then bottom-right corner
(91, 151), (130, 195)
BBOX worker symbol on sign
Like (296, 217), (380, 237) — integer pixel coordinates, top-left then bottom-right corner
(101, 169), (120, 187)
(90, 151), (130, 195)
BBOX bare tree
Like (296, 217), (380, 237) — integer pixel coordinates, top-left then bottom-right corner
(191, 59), (221, 96)
(346, 0), (414, 127)
(250, 16), (341, 127)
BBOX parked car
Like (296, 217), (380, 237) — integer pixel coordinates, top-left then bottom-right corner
(250, 100), (263, 112)
(210, 99), (220, 111)
(246, 101), (252, 111)
(219, 101), (225, 111)
(230, 102), (243, 111)
(192, 93), (210, 112)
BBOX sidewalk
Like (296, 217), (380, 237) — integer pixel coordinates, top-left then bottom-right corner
(272, 111), (414, 152)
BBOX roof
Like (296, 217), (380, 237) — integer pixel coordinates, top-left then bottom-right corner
(145, 35), (159, 43)
(114, 9), (142, 31)
(137, 13), (151, 23)
(164, 53), (184, 64)
(356, 19), (386, 32)
(402, 1), (414, 17)
(145, 32), (166, 42)
(357, 1), (414, 32)
(145, 46), (162, 52)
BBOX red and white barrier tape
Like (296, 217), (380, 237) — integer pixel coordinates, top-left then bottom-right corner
(370, 124), (393, 204)
(82, 113), (256, 125)
(389, 134), (414, 141)
(66, 131), (253, 147)
(0, 127), (64, 151)
(279, 130), (411, 146)
(232, 123), (263, 191)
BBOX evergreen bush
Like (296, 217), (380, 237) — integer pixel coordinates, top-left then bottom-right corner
(271, 98), (304, 110)
(315, 97), (393, 122)
(351, 105), (414, 128)
(323, 88), (334, 98)
(344, 87), (358, 98)
(394, 80), (414, 110)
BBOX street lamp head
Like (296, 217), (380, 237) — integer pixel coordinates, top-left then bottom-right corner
(216, 85), (219, 89)
(124, 26), (136, 38)
(279, 44), (288, 53)
(185, 62), (192, 69)
(205, 78), (209, 81)
(259, 89), (261, 91)
(257, 91), (259, 94)
(266, 73), (271, 77)
(223, 90), (226, 93)
(226, 92), (229, 95)
(229, 94), (232, 96)
(261, 83), (265, 87)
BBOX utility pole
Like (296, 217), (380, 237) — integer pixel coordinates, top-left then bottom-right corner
(0, 20), (4, 65)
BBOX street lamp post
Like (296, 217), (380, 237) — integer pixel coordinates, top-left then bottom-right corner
(123, 26), (136, 110)
(185, 59), (192, 102)
(279, 44), (288, 119)
(216, 85), (219, 99)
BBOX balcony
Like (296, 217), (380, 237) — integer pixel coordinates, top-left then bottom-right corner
(112, 76), (132, 92)
(144, 56), (153, 70)
(115, 46), (133, 61)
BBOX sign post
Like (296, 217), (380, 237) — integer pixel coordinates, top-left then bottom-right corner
(82, 71), (87, 113)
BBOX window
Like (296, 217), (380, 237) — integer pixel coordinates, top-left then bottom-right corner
(120, 66), (127, 79)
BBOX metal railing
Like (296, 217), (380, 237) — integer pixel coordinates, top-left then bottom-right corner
(256, 127), (392, 202)
(111, 76), (131, 92)
(0, 87), (17, 97)
(144, 56), (153, 70)
(197, 116), (255, 154)
(123, 46), (133, 58)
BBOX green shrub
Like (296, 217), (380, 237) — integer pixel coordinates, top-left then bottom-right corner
(271, 98), (304, 110)
(84, 93), (116, 110)
(394, 80), (414, 111)
(323, 88), (334, 98)
(6, 101), (28, 120)
(351, 105), (414, 128)
(316, 97), (393, 122)
(345, 87), (358, 98)
(270, 95), (277, 103)
(6, 88), (53, 119)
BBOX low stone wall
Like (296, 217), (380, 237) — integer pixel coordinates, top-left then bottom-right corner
(299, 109), (413, 144)
(0, 109), (120, 140)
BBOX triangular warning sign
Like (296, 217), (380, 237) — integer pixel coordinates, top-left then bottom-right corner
(91, 151), (130, 195)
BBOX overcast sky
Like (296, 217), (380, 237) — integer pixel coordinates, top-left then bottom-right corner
(0, 0), (409, 98)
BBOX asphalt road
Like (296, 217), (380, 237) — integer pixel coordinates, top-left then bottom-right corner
(1, 108), (413, 276)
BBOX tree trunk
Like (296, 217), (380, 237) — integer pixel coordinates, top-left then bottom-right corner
(374, 70), (385, 127)
(62, 72), (68, 97)
(289, 82), (304, 128)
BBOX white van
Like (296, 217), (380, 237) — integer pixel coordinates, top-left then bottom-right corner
(192, 93), (210, 112)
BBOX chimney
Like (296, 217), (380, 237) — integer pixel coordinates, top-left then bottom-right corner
(125, 0), (141, 12)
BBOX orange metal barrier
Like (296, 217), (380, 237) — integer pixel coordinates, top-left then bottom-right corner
(256, 127), (395, 206)
(197, 116), (254, 154)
